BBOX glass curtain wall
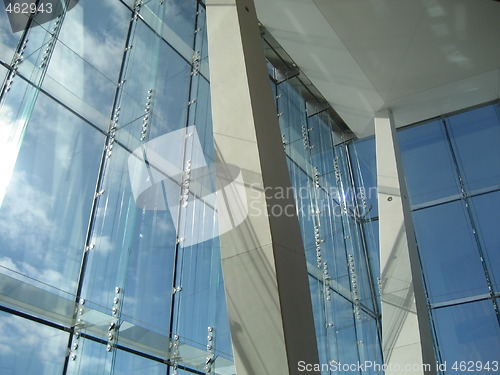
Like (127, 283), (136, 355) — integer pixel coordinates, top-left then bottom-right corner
(0, 1), (233, 374)
(274, 76), (383, 375)
(398, 103), (500, 373)
(349, 102), (500, 374)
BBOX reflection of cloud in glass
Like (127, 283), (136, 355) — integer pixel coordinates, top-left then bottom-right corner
(0, 313), (68, 365)
(36, 0), (130, 127)
(0, 83), (102, 294)
(0, 106), (20, 206)
(0, 171), (53, 250)
(128, 126), (248, 247)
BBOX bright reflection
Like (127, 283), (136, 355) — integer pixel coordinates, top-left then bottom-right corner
(0, 105), (25, 207)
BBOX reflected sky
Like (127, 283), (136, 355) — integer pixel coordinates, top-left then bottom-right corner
(1, 1), (498, 374)
(0, 1), (233, 372)
(0, 311), (68, 375)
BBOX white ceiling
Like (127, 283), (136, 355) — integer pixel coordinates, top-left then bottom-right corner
(254, 0), (500, 138)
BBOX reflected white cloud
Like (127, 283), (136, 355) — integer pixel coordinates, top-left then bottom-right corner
(0, 255), (76, 294)
(0, 314), (68, 365)
(0, 105), (20, 207)
(0, 171), (53, 254)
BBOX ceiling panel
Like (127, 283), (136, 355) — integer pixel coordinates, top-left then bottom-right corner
(254, 0), (500, 137)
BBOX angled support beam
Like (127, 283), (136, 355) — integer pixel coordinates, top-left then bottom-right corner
(375, 110), (437, 375)
(206, 0), (320, 374)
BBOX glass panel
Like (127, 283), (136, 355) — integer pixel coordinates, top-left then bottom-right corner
(172, 238), (221, 347)
(114, 348), (167, 375)
(308, 113), (335, 176)
(363, 220), (380, 312)
(398, 120), (461, 207)
(287, 158), (316, 258)
(277, 78), (307, 144)
(41, 0), (130, 129)
(356, 312), (383, 375)
(197, 4), (209, 68)
(143, 0), (197, 48)
(113, 18), (191, 150)
(470, 190), (500, 290)
(349, 137), (378, 219)
(42, 40), (118, 131)
(66, 337), (111, 375)
(0, 273), (75, 327)
(433, 300), (500, 373)
(0, 65), (8, 99)
(0, 311), (68, 375)
(317, 187), (350, 291)
(0, 91), (103, 295)
(174, 61), (232, 358)
(412, 201), (489, 304)
(56, 0), (129, 84)
(447, 104), (500, 193)
(330, 293), (359, 369)
(329, 200), (351, 291)
(0, 8), (20, 64)
(13, 13), (62, 84)
(80, 141), (178, 332)
(309, 275), (329, 371)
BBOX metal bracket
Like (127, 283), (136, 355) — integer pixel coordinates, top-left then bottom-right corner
(107, 287), (122, 352)
(141, 89), (154, 141)
(205, 327), (216, 373)
(306, 101), (330, 117)
(273, 65), (300, 84)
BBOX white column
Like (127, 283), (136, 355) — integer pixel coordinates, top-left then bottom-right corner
(206, 0), (320, 374)
(375, 110), (436, 375)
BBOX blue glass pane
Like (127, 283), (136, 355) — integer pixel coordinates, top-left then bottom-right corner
(330, 293), (359, 367)
(309, 275), (329, 370)
(114, 348), (167, 374)
(363, 220), (379, 279)
(433, 300), (500, 372)
(114, 18), (191, 150)
(0, 64), (7, 84)
(330, 205), (351, 291)
(287, 158), (316, 257)
(56, 0), (129, 84)
(345, 215), (374, 312)
(357, 312), (383, 375)
(66, 337), (110, 375)
(398, 120), (461, 207)
(197, 5), (209, 64)
(412, 201), (489, 303)
(447, 104), (500, 192)
(0, 8), (20, 63)
(0, 312), (68, 374)
(144, 0), (197, 48)
(363, 220), (381, 313)
(470, 191), (500, 290)
(349, 137), (378, 219)
(277, 78), (307, 144)
(0, 92), (103, 295)
(81, 141), (178, 333)
(43, 0), (130, 126)
(308, 113), (335, 176)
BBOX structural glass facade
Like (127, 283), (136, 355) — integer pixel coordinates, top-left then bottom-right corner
(0, 0), (499, 374)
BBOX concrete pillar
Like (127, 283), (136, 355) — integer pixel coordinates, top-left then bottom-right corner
(205, 0), (320, 374)
(375, 110), (437, 375)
